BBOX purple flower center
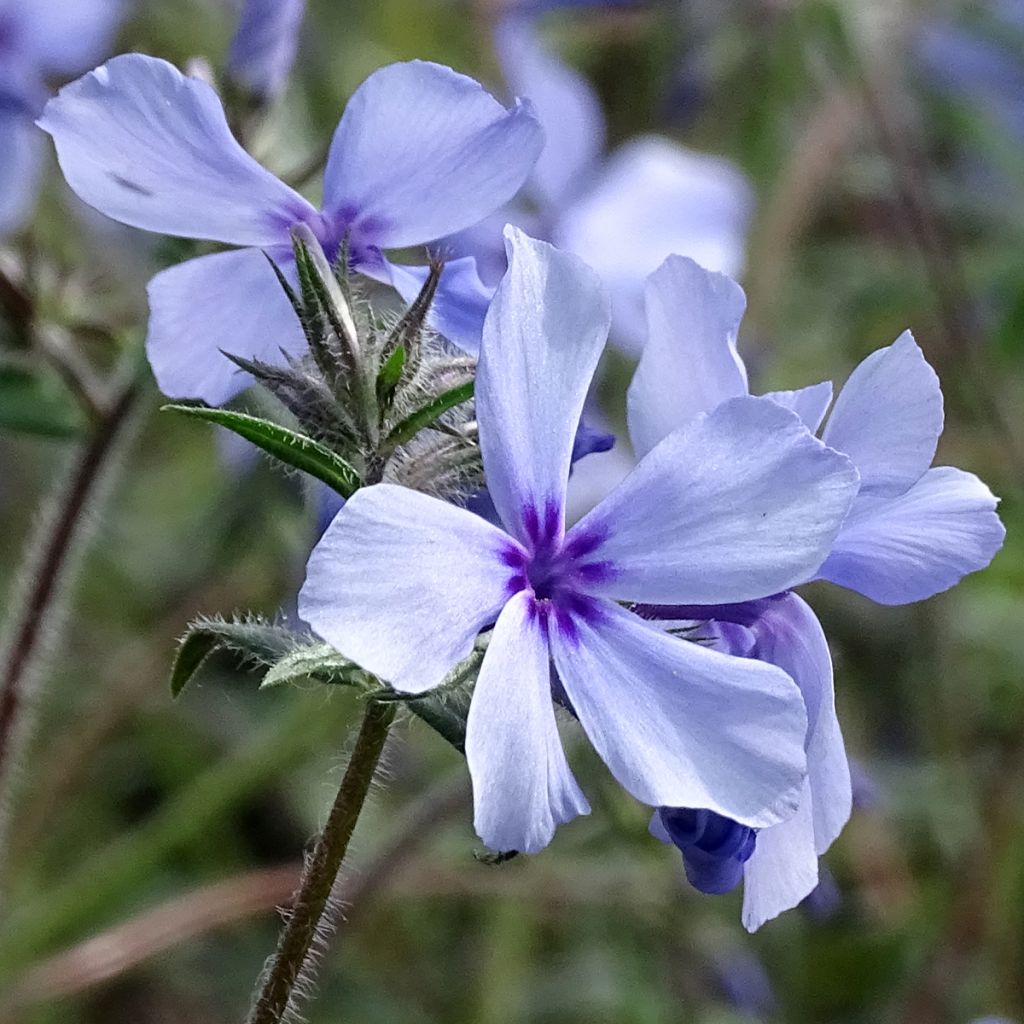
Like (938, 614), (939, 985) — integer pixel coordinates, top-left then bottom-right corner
(501, 499), (616, 640)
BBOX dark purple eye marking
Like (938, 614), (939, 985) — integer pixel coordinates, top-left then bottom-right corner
(574, 560), (618, 585)
(522, 502), (540, 545)
(499, 543), (529, 569)
(562, 522), (608, 561)
(521, 497), (563, 549)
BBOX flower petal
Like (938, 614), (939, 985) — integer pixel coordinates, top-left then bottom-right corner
(375, 255), (493, 355)
(298, 484), (515, 692)
(467, 590), (590, 854)
(553, 136), (753, 352)
(0, 112), (44, 235)
(548, 600), (807, 828)
(495, 15), (603, 209)
(16, 0), (125, 76)
(745, 593), (850, 854)
(818, 466), (1005, 604)
(38, 54), (314, 245)
(762, 381), (833, 433)
(741, 783), (818, 932)
(570, 396), (859, 604)
(626, 255), (748, 458)
(322, 61), (543, 249)
(146, 248), (306, 404)
(477, 227), (610, 540)
(226, 0), (305, 102)
(821, 331), (942, 496)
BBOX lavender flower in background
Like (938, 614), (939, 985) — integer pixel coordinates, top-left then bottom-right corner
(38, 55), (542, 403)
(0, 0), (124, 235)
(300, 226), (859, 854)
(917, 1), (1024, 143)
(225, 0), (305, 104)
(448, 13), (753, 351)
(630, 255), (1005, 929)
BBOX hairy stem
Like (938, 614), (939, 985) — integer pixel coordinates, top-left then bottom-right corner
(245, 699), (396, 1024)
(0, 377), (142, 877)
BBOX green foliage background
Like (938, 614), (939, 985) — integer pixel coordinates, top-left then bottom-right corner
(2, 1), (1023, 1021)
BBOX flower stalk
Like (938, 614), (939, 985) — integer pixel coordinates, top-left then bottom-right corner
(245, 698), (396, 1024)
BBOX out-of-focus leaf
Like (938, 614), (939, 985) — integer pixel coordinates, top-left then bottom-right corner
(163, 404), (360, 497)
(0, 363), (85, 438)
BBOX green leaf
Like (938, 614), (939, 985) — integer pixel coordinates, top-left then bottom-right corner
(385, 379), (474, 448)
(260, 642), (367, 690)
(170, 616), (300, 697)
(376, 342), (406, 407)
(0, 363), (85, 438)
(163, 404), (360, 498)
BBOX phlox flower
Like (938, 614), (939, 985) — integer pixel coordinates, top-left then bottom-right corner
(0, 0), (124, 235)
(38, 55), (543, 403)
(225, 0), (305, 103)
(629, 254), (1006, 929)
(448, 13), (753, 352)
(299, 226), (860, 855)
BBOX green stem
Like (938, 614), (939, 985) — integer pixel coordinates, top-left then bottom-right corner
(245, 699), (396, 1024)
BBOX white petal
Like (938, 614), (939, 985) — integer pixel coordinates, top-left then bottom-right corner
(570, 397), (859, 604)
(477, 226), (610, 541)
(822, 331), (942, 496)
(299, 485), (515, 692)
(467, 591), (590, 854)
(549, 600), (807, 828)
(627, 255), (748, 458)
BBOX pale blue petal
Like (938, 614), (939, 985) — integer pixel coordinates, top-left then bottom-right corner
(299, 485), (515, 693)
(741, 782), (818, 932)
(762, 381), (833, 433)
(0, 111), (44, 235)
(467, 590), (590, 854)
(477, 227), (610, 541)
(822, 331), (942, 497)
(38, 54), (314, 245)
(495, 14), (603, 209)
(627, 254), (748, 458)
(553, 136), (754, 353)
(819, 466), (1005, 604)
(15, 0), (125, 76)
(226, 0), (305, 102)
(570, 397), (859, 604)
(377, 255), (493, 355)
(746, 594), (850, 855)
(322, 61), (543, 249)
(548, 600), (807, 827)
(146, 248), (306, 404)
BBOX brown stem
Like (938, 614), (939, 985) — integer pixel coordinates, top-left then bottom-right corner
(0, 379), (141, 827)
(245, 699), (396, 1024)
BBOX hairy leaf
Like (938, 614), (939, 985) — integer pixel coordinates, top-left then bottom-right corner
(163, 404), (360, 497)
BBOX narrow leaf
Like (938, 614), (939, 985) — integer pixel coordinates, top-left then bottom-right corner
(163, 404), (360, 498)
(260, 642), (366, 690)
(386, 379), (474, 448)
(376, 343), (406, 408)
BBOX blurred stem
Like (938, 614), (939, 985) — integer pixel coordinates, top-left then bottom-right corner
(246, 699), (396, 1024)
(0, 370), (143, 889)
(0, 265), (106, 424)
(856, 54), (1024, 482)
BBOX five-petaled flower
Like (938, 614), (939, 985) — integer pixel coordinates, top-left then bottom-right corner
(38, 54), (543, 403)
(299, 226), (860, 855)
(627, 254), (1006, 929)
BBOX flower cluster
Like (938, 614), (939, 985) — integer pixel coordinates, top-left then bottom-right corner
(37, 49), (1005, 935)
